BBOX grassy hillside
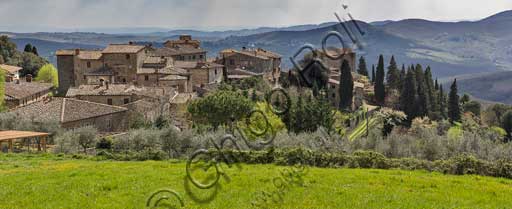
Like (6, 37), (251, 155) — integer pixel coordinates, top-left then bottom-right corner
(1, 154), (511, 209)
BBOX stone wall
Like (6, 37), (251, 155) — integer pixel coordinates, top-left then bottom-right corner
(57, 55), (76, 94)
(62, 111), (128, 132)
(76, 59), (104, 86)
(72, 95), (140, 106)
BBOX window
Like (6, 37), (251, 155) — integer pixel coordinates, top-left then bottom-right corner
(332, 93), (336, 98)
(83, 75), (86, 80)
(126, 54), (130, 60)
(215, 69), (218, 75)
(124, 98), (130, 104)
(192, 55), (196, 60)
(144, 75), (149, 81)
(87, 61), (91, 68)
(199, 55), (204, 59)
(107, 99), (113, 105)
(122, 78), (126, 83)
(230, 59), (235, 65)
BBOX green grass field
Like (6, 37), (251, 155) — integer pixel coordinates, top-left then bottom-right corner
(1, 154), (512, 209)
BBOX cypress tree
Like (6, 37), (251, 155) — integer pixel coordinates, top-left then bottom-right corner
(357, 56), (369, 76)
(414, 64), (429, 117)
(400, 69), (418, 122)
(32, 46), (39, 56)
(502, 110), (512, 142)
(294, 96), (305, 132)
(24, 44), (33, 53)
(374, 55), (386, 105)
(424, 66), (438, 114)
(386, 56), (400, 89)
(339, 60), (354, 110)
(448, 79), (461, 123)
(371, 65), (376, 83)
(439, 84), (447, 119)
(399, 65), (406, 91)
(434, 78), (439, 91)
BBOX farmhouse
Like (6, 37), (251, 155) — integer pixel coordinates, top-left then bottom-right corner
(216, 47), (281, 83)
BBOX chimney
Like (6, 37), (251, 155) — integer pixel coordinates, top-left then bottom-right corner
(75, 49), (80, 55)
(26, 74), (32, 83)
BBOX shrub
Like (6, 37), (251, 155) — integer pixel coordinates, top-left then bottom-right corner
(96, 137), (113, 150)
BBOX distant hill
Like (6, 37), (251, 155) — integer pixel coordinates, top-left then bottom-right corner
(3, 10), (512, 81)
(456, 70), (512, 105)
(11, 38), (103, 64)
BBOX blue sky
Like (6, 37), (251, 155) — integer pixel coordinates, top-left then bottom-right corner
(0, 0), (510, 32)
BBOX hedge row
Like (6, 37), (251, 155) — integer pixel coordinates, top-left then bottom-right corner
(96, 148), (512, 179)
(217, 148), (512, 179)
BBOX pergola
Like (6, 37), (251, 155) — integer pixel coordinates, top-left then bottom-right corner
(0, 130), (49, 153)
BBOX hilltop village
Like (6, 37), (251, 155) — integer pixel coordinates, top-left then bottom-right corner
(1, 35), (370, 134)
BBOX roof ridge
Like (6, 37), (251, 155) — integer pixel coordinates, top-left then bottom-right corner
(60, 98), (66, 123)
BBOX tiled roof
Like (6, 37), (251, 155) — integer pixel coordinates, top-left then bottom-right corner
(137, 66), (188, 75)
(174, 61), (223, 69)
(160, 75), (188, 81)
(77, 50), (102, 60)
(102, 44), (145, 54)
(66, 84), (174, 99)
(10, 97), (127, 123)
(228, 68), (263, 76)
(0, 64), (22, 74)
(5, 81), (53, 100)
(221, 48), (281, 60)
(56, 50), (75, 56)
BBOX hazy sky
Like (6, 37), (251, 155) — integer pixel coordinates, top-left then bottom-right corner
(0, 0), (511, 31)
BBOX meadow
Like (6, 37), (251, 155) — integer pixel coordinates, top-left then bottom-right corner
(1, 154), (512, 209)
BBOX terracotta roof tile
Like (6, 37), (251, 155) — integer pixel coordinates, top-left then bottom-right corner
(0, 64), (22, 74)
(9, 98), (127, 123)
(5, 81), (53, 100)
(102, 44), (145, 54)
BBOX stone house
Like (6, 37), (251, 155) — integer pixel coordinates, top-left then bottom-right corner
(135, 56), (191, 92)
(10, 98), (129, 132)
(0, 64), (21, 81)
(217, 47), (281, 82)
(102, 44), (147, 84)
(56, 43), (149, 94)
(174, 61), (224, 86)
(4, 78), (53, 109)
(154, 35), (207, 62)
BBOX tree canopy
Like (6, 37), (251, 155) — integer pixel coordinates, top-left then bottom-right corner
(374, 55), (386, 105)
(448, 79), (461, 123)
(339, 60), (354, 110)
(35, 64), (59, 88)
(188, 90), (254, 128)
